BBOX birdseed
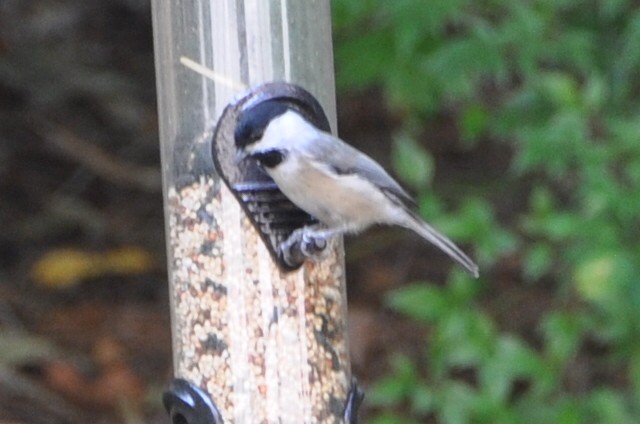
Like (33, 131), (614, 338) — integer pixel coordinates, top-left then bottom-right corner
(166, 174), (351, 423)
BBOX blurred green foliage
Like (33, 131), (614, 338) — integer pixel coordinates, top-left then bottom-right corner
(332, 0), (640, 422)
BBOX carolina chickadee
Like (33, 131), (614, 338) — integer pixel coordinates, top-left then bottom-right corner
(234, 100), (479, 277)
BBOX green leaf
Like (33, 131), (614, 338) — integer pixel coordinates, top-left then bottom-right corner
(479, 335), (545, 403)
(410, 383), (435, 416)
(368, 353), (419, 407)
(434, 309), (495, 368)
(391, 132), (434, 190)
(386, 284), (449, 322)
(368, 375), (411, 407)
(582, 74), (606, 111)
(369, 413), (417, 424)
(555, 398), (584, 424)
(425, 36), (504, 100)
(523, 242), (553, 280)
(331, 0), (377, 30)
(543, 211), (580, 241)
(629, 351), (640, 404)
(442, 198), (517, 265)
(541, 311), (584, 367)
(334, 30), (396, 89)
(573, 254), (617, 303)
(586, 389), (634, 423)
(460, 103), (490, 144)
(439, 381), (476, 424)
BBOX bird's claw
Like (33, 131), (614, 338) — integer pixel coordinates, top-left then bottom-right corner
(279, 228), (328, 268)
(300, 231), (327, 256)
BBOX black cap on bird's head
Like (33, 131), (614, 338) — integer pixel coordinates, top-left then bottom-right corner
(234, 100), (290, 150)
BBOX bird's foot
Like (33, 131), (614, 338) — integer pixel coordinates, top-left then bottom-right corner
(279, 227), (329, 268)
(300, 230), (328, 257)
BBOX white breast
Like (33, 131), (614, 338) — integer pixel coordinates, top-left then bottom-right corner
(266, 153), (402, 232)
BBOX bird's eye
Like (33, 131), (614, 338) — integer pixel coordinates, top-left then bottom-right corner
(249, 129), (263, 143)
(251, 149), (285, 168)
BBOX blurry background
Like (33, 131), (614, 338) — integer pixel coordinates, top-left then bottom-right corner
(1, 0), (640, 423)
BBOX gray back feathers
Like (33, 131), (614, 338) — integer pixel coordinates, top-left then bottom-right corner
(302, 131), (417, 210)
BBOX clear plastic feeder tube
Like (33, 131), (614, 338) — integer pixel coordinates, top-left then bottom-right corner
(151, 1), (351, 422)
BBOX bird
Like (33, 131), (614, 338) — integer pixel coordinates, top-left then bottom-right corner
(234, 100), (479, 277)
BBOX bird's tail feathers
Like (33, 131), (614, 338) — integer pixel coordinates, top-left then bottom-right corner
(402, 213), (479, 278)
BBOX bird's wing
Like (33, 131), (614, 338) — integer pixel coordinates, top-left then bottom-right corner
(302, 131), (417, 209)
